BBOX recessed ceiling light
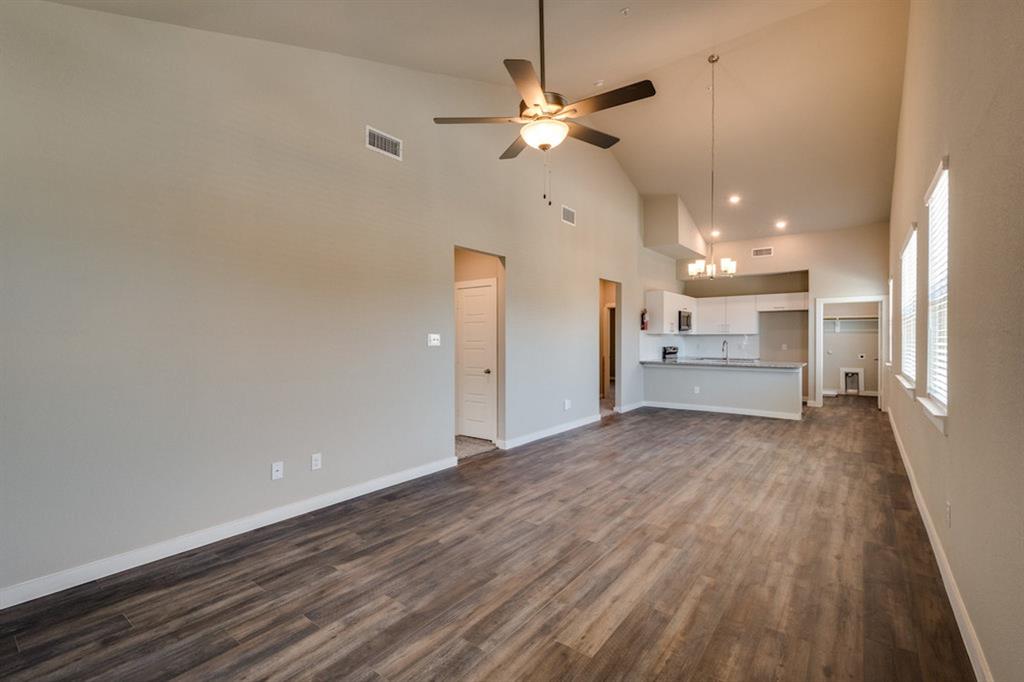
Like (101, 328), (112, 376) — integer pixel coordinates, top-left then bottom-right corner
(728, 194), (741, 205)
(593, 79), (605, 88)
(620, 7), (631, 16)
(710, 229), (721, 238)
(775, 220), (788, 229)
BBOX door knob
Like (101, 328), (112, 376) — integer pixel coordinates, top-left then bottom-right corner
(484, 369), (492, 374)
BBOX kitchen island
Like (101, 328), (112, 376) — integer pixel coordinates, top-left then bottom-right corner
(641, 358), (806, 420)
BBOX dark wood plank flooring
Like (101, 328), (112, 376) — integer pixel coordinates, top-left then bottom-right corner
(0, 397), (975, 680)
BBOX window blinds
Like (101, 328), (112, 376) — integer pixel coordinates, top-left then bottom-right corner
(927, 169), (949, 406)
(901, 230), (917, 383)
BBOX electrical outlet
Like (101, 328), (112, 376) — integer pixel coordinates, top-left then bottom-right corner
(311, 452), (322, 471)
(781, 343), (788, 351)
(694, 386), (700, 394)
(945, 500), (952, 528)
(271, 461), (284, 481)
(563, 399), (572, 411)
(427, 333), (441, 347)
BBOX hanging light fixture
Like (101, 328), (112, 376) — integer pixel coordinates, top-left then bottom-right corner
(688, 54), (736, 280)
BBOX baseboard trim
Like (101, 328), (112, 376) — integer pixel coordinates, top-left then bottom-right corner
(614, 401), (644, 414)
(887, 412), (992, 682)
(0, 456), (457, 610)
(497, 414), (601, 450)
(642, 401), (801, 421)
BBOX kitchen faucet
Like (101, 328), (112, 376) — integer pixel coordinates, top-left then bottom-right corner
(722, 339), (729, 361)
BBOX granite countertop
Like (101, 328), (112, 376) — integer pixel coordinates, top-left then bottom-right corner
(641, 357), (807, 370)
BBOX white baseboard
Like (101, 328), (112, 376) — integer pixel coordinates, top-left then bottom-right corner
(615, 401), (644, 414)
(887, 413), (992, 682)
(824, 389), (879, 397)
(643, 401), (801, 421)
(0, 456), (457, 610)
(823, 389), (839, 397)
(806, 399), (824, 407)
(497, 414), (601, 450)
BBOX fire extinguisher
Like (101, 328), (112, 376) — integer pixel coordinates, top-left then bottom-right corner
(641, 308), (649, 331)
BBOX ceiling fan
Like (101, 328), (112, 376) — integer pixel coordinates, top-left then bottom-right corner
(433, 0), (656, 159)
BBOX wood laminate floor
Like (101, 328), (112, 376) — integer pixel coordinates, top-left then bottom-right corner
(0, 397), (975, 680)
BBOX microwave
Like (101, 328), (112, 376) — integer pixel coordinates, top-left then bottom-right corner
(678, 310), (692, 332)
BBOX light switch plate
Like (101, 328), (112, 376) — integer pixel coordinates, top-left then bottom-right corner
(271, 461), (284, 480)
(311, 452), (322, 471)
(427, 333), (441, 347)
(563, 399), (571, 411)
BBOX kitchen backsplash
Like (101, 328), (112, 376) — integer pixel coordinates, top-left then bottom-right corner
(639, 332), (760, 361)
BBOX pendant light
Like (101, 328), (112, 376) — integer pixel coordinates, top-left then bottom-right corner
(688, 54), (736, 279)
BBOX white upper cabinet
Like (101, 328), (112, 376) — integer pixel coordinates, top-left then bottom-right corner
(756, 292), (809, 312)
(694, 295), (759, 335)
(695, 297), (726, 334)
(725, 295), (759, 334)
(645, 290), (697, 334)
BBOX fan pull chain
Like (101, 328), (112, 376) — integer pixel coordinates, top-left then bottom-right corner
(543, 151), (553, 205)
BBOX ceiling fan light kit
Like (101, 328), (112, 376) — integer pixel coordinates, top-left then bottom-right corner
(433, 0), (656, 159)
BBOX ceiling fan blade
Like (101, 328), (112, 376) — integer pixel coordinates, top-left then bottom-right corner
(499, 135), (528, 160)
(433, 116), (523, 124)
(566, 121), (619, 149)
(503, 59), (547, 109)
(560, 80), (656, 118)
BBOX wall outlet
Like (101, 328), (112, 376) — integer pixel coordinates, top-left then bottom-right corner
(271, 461), (284, 481)
(781, 343), (788, 351)
(427, 333), (441, 347)
(945, 500), (952, 528)
(311, 452), (322, 471)
(693, 386), (700, 394)
(563, 399), (572, 411)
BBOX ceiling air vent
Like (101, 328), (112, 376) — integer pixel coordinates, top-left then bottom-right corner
(561, 205), (576, 226)
(752, 246), (774, 258)
(366, 126), (402, 160)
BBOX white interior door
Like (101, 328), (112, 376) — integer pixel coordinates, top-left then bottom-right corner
(456, 279), (497, 441)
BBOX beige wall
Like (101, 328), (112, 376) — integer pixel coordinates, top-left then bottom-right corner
(885, 1), (1024, 679)
(683, 271), (808, 298)
(680, 222), (889, 401)
(759, 311), (809, 397)
(0, 2), (678, 593)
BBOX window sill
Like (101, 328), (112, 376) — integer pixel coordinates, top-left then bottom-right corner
(895, 374), (915, 397)
(917, 395), (948, 435)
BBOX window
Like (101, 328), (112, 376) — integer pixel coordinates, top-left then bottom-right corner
(926, 165), (949, 406)
(900, 229), (917, 384)
(887, 277), (893, 364)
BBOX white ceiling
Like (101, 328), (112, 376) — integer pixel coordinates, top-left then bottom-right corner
(56, 0), (907, 242)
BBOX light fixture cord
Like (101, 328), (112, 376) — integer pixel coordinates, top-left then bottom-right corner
(709, 54), (717, 246)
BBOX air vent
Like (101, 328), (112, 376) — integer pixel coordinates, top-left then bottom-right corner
(752, 246), (774, 257)
(366, 126), (402, 160)
(561, 205), (576, 226)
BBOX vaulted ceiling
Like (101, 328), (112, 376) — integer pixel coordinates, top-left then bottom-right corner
(56, 0), (908, 242)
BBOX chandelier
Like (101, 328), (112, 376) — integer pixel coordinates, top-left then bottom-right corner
(688, 54), (736, 280)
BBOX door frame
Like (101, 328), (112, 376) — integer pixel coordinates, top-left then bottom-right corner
(598, 278), (623, 412)
(454, 277), (499, 442)
(814, 294), (887, 409)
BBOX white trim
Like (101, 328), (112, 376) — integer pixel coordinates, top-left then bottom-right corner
(806, 399), (823, 408)
(887, 413), (992, 682)
(0, 457), (456, 609)
(838, 366), (865, 395)
(643, 400), (801, 421)
(896, 373), (916, 397)
(615, 401), (644, 414)
(916, 395), (948, 435)
(823, 389), (839, 397)
(496, 414), (601, 450)
(815, 294), (886, 411)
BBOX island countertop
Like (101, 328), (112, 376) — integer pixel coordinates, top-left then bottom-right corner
(640, 358), (806, 370)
